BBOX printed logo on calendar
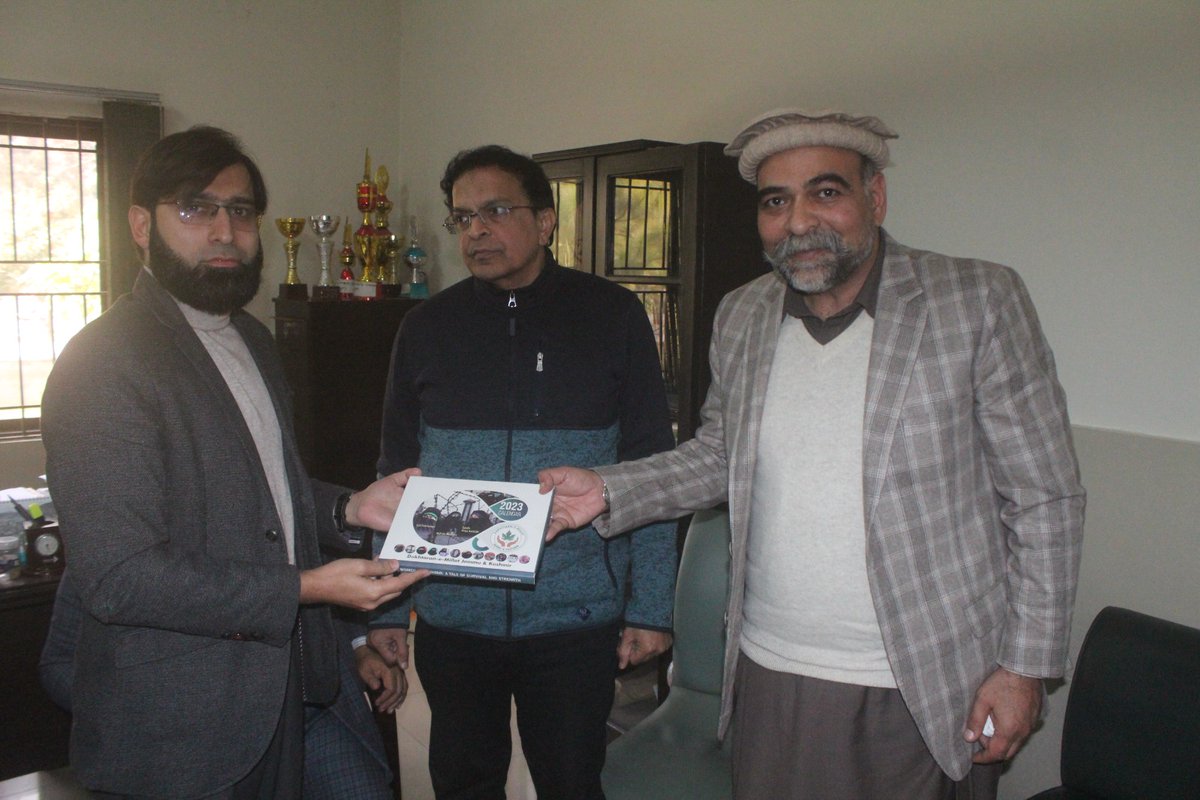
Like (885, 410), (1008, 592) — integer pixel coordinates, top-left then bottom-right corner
(491, 525), (525, 550)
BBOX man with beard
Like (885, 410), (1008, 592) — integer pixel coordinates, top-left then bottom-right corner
(41, 126), (428, 799)
(539, 109), (1085, 799)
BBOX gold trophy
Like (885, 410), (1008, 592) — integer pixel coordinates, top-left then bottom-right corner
(372, 165), (405, 295)
(275, 216), (308, 299)
(383, 233), (406, 297)
(373, 165), (393, 284)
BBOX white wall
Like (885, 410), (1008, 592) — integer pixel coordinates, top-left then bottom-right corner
(394, 0), (1200, 444)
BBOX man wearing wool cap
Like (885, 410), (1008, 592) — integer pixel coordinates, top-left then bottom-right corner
(541, 107), (1085, 798)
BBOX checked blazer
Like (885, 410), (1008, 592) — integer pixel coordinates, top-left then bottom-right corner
(595, 231), (1085, 780)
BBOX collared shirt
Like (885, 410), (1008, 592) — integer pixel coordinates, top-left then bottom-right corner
(783, 231), (885, 345)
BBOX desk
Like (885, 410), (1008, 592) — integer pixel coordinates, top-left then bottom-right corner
(0, 768), (89, 800)
(0, 574), (71, 781)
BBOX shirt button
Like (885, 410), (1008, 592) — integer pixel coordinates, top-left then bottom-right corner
(265, 529), (279, 543)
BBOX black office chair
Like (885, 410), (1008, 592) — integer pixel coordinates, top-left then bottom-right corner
(1027, 606), (1200, 799)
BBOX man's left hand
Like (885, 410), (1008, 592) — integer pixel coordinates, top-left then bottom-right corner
(618, 627), (673, 670)
(355, 643), (408, 713)
(346, 467), (422, 531)
(964, 666), (1043, 762)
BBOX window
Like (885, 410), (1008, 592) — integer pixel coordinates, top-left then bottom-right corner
(0, 115), (105, 438)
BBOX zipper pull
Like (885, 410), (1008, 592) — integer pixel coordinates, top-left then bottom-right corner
(508, 291), (517, 308)
(536, 352), (544, 372)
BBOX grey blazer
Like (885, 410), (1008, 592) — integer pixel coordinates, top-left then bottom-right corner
(597, 232), (1085, 779)
(42, 270), (354, 797)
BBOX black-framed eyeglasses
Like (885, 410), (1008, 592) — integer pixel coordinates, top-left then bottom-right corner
(443, 204), (535, 234)
(162, 200), (262, 232)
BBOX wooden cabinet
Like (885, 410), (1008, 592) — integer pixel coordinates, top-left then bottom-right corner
(0, 575), (71, 780)
(273, 298), (421, 490)
(535, 141), (764, 441)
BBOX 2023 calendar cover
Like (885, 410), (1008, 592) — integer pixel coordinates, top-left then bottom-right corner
(380, 476), (553, 585)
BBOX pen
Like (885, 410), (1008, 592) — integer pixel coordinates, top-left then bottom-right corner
(8, 498), (34, 523)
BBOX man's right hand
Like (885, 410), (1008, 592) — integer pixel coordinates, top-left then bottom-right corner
(368, 627), (410, 669)
(537, 466), (607, 541)
(299, 558), (428, 611)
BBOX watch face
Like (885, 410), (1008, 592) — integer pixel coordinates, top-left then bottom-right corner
(34, 533), (60, 557)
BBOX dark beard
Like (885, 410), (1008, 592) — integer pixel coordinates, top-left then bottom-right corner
(148, 224), (263, 314)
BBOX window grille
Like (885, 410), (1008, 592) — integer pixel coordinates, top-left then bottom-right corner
(0, 114), (105, 438)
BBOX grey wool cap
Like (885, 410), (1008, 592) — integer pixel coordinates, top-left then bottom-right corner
(724, 108), (899, 183)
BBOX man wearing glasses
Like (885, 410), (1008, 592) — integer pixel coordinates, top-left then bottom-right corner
(368, 145), (677, 800)
(42, 126), (428, 798)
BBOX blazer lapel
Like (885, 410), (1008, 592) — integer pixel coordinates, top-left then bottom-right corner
(136, 272), (276, 502)
(862, 236), (927, 533)
(729, 275), (785, 536)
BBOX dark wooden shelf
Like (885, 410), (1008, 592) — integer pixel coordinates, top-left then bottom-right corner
(273, 297), (422, 490)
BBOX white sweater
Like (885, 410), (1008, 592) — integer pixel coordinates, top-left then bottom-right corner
(740, 313), (895, 688)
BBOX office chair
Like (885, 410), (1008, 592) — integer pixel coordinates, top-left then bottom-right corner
(1027, 605), (1200, 799)
(601, 509), (733, 800)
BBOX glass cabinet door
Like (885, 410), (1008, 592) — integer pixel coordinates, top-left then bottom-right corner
(597, 148), (698, 430)
(541, 158), (590, 271)
(534, 140), (758, 444)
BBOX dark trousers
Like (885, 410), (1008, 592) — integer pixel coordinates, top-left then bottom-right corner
(414, 620), (620, 800)
(302, 643), (394, 800)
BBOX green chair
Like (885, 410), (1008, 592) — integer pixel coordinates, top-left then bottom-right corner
(602, 508), (733, 800)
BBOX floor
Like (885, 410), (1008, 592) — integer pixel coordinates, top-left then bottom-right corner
(394, 630), (659, 800)
(0, 633), (659, 800)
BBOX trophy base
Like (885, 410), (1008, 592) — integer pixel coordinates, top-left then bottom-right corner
(380, 283), (405, 299)
(311, 285), (340, 302)
(278, 283), (309, 300)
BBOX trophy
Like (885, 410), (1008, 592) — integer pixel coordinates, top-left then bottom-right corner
(355, 151), (377, 284)
(275, 217), (308, 299)
(383, 232), (406, 297)
(373, 165), (397, 288)
(309, 214), (341, 301)
(338, 223), (356, 300)
(354, 229), (378, 293)
(405, 216), (430, 299)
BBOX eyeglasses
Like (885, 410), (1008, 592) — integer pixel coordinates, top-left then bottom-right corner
(443, 204), (536, 234)
(163, 200), (262, 232)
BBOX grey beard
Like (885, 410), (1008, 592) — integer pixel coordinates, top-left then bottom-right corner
(764, 228), (873, 294)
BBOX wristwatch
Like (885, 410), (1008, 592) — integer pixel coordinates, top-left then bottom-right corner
(333, 492), (368, 546)
(599, 474), (611, 512)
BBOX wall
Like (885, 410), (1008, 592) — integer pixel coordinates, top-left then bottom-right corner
(0, 0), (405, 326)
(2, 2), (1198, 797)
(394, 0), (1199, 444)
